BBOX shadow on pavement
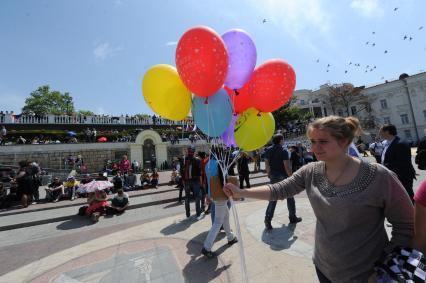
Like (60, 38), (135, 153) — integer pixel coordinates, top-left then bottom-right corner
(163, 201), (183, 209)
(160, 216), (198, 235)
(261, 223), (298, 251)
(56, 216), (93, 230)
(182, 231), (231, 283)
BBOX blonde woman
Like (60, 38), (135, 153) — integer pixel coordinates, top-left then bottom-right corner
(224, 116), (414, 283)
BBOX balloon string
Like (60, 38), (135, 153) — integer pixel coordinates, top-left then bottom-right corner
(204, 97), (208, 104)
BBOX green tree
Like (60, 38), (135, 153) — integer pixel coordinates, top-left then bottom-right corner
(22, 85), (74, 115)
(272, 97), (313, 125)
(134, 113), (151, 119)
(76, 110), (95, 116)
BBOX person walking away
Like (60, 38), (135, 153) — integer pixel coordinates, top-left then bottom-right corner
(289, 146), (302, 173)
(15, 160), (33, 207)
(380, 124), (416, 202)
(201, 148), (238, 258)
(181, 147), (202, 219)
(415, 129), (426, 170)
(237, 152), (251, 189)
(224, 116), (414, 283)
(264, 134), (302, 230)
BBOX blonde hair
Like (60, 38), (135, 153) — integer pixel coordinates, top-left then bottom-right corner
(307, 116), (363, 145)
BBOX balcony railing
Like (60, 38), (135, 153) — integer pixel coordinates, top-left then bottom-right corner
(0, 112), (192, 126)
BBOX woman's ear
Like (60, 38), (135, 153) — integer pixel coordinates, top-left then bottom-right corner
(338, 139), (350, 149)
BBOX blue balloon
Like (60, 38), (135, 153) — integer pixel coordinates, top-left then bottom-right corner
(192, 88), (233, 137)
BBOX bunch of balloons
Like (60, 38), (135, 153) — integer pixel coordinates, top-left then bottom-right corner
(142, 26), (296, 151)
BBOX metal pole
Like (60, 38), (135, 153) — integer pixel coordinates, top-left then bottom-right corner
(403, 79), (420, 142)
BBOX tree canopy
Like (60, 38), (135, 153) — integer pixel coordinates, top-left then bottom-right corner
(327, 83), (364, 116)
(22, 85), (74, 115)
(272, 97), (313, 126)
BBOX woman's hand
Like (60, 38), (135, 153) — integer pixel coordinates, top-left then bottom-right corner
(223, 183), (244, 199)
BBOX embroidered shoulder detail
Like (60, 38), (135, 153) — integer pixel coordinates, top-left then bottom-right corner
(313, 161), (377, 198)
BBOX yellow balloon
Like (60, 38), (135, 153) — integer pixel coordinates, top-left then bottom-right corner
(142, 64), (191, 121)
(234, 108), (275, 151)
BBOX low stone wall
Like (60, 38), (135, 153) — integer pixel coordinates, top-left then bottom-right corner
(0, 143), (129, 172)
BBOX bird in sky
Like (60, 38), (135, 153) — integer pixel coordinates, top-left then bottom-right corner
(349, 62), (352, 65)
(316, 59), (319, 63)
(394, 7), (398, 11)
(326, 70), (329, 72)
(262, 19), (267, 23)
(381, 76), (385, 80)
(327, 64), (331, 67)
(420, 26), (424, 30)
(384, 50), (388, 54)
(345, 70), (348, 74)
(366, 41), (369, 45)
(372, 43), (376, 47)
(404, 35), (408, 40)
(372, 31), (375, 34)
(409, 37), (413, 41)
(373, 66), (377, 69)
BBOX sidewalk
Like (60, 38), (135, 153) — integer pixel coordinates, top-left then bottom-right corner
(1, 195), (318, 282)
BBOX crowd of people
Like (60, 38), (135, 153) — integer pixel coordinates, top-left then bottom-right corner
(2, 114), (426, 281)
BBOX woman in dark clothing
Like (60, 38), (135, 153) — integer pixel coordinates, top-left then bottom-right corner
(289, 146), (302, 172)
(15, 160), (33, 208)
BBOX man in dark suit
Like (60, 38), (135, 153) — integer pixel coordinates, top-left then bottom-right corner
(380, 124), (416, 201)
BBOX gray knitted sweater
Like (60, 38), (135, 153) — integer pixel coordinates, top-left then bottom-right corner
(268, 160), (414, 283)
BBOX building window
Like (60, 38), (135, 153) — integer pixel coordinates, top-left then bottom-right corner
(404, 129), (412, 140)
(338, 110), (344, 117)
(323, 107), (328, 116)
(423, 110), (426, 121)
(380, 99), (388, 109)
(401, 114), (409, 124)
(351, 106), (357, 115)
(383, 117), (391, 124)
(300, 100), (306, 105)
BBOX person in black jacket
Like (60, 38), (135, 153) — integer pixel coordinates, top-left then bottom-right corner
(237, 152), (251, 189)
(181, 147), (203, 218)
(415, 129), (426, 170)
(380, 124), (416, 202)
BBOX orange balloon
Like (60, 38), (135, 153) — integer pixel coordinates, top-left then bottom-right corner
(176, 26), (228, 97)
(247, 59), (296, 112)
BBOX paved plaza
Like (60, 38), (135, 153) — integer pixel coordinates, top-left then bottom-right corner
(0, 157), (424, 283)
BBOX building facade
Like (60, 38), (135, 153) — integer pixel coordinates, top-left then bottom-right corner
(293, 72), (426, 143)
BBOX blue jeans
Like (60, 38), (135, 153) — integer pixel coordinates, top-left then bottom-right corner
(265, 175), (296, 221)
(184, 179), (202, 217)
(210, 200), (231, 224)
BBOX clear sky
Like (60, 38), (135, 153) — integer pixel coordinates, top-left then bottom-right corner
(1, 0), (425, 115)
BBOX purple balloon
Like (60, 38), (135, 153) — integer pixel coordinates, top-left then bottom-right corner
(221, 114), (239, 147)
(222, 29), (257, 90)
